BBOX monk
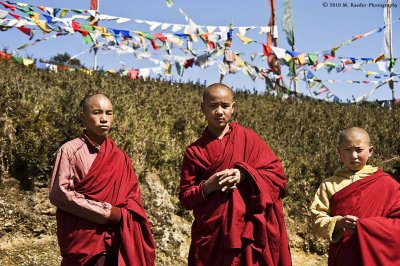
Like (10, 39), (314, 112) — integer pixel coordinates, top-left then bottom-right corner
(179, 83), (292, 266)
(311, 127), (400, 266)
(49, 93), (155, 266)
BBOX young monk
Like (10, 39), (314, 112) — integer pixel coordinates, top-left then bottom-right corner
(179, 83), (291, 266)
(311, 127), (400, 266)
(49, 93), (155, 266)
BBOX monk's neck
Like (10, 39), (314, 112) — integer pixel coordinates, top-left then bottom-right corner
(209, 123), (230, 140)
(84, 131), (106, 147)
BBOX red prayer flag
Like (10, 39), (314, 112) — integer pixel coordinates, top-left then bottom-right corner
(324, 54), (335, 61)
(262, 43), (272, 56)
(184, 58), (194, 68)
(90, 0), (98, 10)
(129, 69), (139, 79)
(150, 39), (158, 50)
(154, 33), (167, 42)
(267, 0), (281, 75)
(17, 27), (31, 36)
(0, 51), (11, 60)
(9, 12), (20, 20)
(72, 21), (80, 31)
(0, 1), (16, 11)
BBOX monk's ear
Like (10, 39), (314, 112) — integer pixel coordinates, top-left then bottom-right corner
(231, 101), (236, 114)
(200, 101), (205, 114)
(368, 146), (374, 157)
(80, 112), (86, 126)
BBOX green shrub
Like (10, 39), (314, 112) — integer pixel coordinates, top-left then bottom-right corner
(1, 59), (399, 254)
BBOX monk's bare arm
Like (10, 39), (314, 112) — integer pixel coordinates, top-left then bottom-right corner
(49, 148), (120, 225)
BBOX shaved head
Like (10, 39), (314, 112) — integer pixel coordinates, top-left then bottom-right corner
(338, 127), (371, 146)
(80, 93), (111, 112)
(203, 83), (234, 102)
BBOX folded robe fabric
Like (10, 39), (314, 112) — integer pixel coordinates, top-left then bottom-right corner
(180, 122), (291, 266)
(56, 137), (155, 266)
(328, 169), (400, 266)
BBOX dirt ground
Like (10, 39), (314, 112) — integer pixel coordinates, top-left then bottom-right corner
(0, 234), (326, 266)
(0, 176), (326, 266)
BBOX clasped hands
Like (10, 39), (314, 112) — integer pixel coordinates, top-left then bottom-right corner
(203, 168), (246, 196)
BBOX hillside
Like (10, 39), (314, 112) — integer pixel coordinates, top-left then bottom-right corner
(0, 59), (399, 265)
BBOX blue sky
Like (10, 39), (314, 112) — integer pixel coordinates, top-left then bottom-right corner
(1, 0), (399, 101)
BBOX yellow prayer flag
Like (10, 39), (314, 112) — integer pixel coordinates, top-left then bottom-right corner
(31, 12), (39, 21)
(80, 69), (93, 75)
(60, 9), (69, 18)
(235, 56), (246, 68)
(296, 53), (306, 65)
(22, 58), (34, 66)
(90, 15), (99, 26)
(236, 33), (253, 44)
(282, 55), (292, 63)
(167, 35), (183, 46)
(164, 63), (172, 76)
(189, 34), (198, 42)
(315, 63), (324, 71)
(134, 31), (146, 43)
(93, 25), (107, 34)
(373, 53), (385, 63)
(36, 20), (52, 33)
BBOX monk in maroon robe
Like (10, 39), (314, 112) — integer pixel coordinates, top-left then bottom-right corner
(311, 127), (400, 266)
(50, 94), (155, 265)
(179, 83), (291, 266)
(329, 169), (400, 266)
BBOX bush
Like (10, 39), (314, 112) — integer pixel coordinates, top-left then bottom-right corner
(1, 59), (399, 254)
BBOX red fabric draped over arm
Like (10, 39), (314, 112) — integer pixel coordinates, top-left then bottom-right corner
(57, 137), (155, 265)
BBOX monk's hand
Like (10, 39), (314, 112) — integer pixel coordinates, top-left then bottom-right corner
(203, 170), (230, 195)
(219, 168), (242, 192)
(335, 215), (358, 232)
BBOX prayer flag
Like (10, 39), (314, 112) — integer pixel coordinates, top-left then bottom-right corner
(129, 69), (139, 80)
(282, 0), (295, 49)
(17, 26), (31, 36)
(90, 0), (98, 10)
(236, 33), (253, 44)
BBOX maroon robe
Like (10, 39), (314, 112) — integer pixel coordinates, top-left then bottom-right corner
(179, 122), (291, 266)
(329, 168), (400, 266)
(56, 137), (155, 266)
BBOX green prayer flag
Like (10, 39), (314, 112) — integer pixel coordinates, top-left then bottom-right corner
(12, 55), (23, 64)
(389, 58), (397, 69)
(282, 0), (295, 49)
(288, 58), (296, 75)
(82, 35), (93, 44)
(308, 54), (318, 65)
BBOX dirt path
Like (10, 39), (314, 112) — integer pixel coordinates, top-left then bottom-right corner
(0, 234), (326, 266)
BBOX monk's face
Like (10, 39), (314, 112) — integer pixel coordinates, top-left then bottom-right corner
(337, 131), (373, 171)
(80, 95), (113, 143)
(201, 86), (235, 135)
